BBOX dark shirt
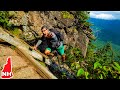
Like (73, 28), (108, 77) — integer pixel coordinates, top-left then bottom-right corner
(36, 31), (62, 50)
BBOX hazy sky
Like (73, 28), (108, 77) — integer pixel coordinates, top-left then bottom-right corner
(90, 11), (120, 20)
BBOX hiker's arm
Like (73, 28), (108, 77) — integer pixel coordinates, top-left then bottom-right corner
(33, 35), (45, 49)
(35, 40), (42, 47)
(33, 40), (42, 50)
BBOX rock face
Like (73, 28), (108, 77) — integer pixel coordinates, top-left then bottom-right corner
(8, 11), (94, 57)
(0, 45), (42, 79)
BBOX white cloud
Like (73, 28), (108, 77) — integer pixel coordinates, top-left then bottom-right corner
(90, 11), (120, 20)
(90, 12), (96, 17)
(96, 13), (115, 20)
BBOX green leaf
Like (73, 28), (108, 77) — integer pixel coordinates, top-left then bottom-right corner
(102, 71), (106, 77)
(71, 62), (76, 71)
(94, 61), (102, 69)
(75, 63), (80, 69)
(71, 63), (75, 67)
(113, 62), (120, 70)
(99, 74), (103, 79)
(112, 62), (120, 72)
(77, 68), (85, 77)
(112, 64), (118, 71)
(85, 71), (89, 79)
(118, 71), (120, 74)
(103, 66), (107, 71)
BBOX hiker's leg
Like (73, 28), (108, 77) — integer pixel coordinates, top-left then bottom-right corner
(61, 54), (66, 62)
(37, 45), (46, 53)
(37, 41), (48, 53)
(44, 48), (51, 55)
(57, 44), (66, 62)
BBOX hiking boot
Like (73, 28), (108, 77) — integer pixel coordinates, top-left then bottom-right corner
(62, 54), (66, 62)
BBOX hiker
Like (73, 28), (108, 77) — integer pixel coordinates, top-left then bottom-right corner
(33, 25), (66, 62)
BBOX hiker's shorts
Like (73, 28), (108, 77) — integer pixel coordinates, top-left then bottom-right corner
(57, 43), (64, 55)
(46, 43), (64, 55)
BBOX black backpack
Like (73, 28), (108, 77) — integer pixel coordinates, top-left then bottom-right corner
(49, 29), (64, 41)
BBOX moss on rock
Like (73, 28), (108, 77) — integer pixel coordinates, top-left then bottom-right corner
(61, 11), (74, 19)
(10, 28), (22, 37)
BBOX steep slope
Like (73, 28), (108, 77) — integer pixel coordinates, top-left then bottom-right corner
(0, 44), (44, 79)
(0, 11), (95, 79)
(8, 11), (94, 57)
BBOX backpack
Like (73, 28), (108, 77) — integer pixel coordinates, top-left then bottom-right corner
(49, 29), (64, 41)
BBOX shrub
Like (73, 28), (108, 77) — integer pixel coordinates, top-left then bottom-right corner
(0, 11), (13, 30)
(61, 11), (74, 19)
(65, 42), (120, 79)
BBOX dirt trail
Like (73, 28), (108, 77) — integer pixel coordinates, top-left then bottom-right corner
(0, 44), (46, 79)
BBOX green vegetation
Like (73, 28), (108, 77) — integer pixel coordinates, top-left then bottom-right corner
(65, 42), (120, 79)
(61, 11), (74, 19)
(61, 11), (92, 27)
(60, 11), (120, 79)
(76, 11), (90, 21)
(0, 11), (22, 37)
(1, 11), (119, 79)
(0, 11), (13, 30)
(9, 28), (22, 37)
(92, 39), (120, 61)
(76, 11), (92, 27)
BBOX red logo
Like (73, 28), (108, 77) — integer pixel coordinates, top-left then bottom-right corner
(1, 56), (13, 79)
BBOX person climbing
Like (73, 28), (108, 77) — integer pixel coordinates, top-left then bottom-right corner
(33, 25), (66, 62)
